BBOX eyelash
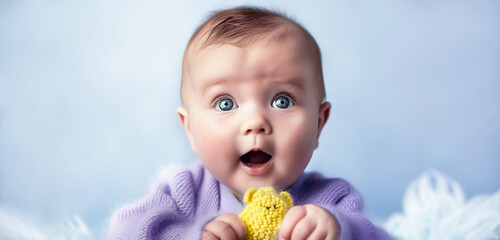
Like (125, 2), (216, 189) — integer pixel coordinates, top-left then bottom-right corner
(274, 92), (296, 103)
(272, 92), (296, 109)
(213, 95), (237, 111)
(211, 92), (297, 110)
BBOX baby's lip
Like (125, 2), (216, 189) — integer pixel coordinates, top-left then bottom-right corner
(240, 150), (272, 166)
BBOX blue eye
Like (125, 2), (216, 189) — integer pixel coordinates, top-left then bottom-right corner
(272, 95), (294, 109)
(215, 98), (235, 111)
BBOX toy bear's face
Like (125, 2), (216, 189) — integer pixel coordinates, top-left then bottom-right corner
(242, 187), (293, 220)
(248, 189), (290, 216)
(239, 187), (294, 239)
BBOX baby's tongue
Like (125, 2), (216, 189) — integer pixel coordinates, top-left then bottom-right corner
(240, 150), (272, 165)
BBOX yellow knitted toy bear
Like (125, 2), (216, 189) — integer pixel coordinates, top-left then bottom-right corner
(238, 187), (294, 240)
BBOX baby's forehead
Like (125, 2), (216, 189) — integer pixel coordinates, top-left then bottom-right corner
(189, 22), (305, 54)
(189, 37), (314, 84)
(183, 36), (323, 99)
(187, 27), (317, 75)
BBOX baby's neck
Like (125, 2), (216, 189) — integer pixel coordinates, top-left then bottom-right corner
(230, 189), (244, 202)
(230, 185), (294, 203)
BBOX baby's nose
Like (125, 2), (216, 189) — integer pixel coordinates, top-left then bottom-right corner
(240, 113), (272, 135)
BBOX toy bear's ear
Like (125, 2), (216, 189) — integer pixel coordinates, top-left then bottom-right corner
(280, 191), (293, 209)
(243, 188), (257, 203)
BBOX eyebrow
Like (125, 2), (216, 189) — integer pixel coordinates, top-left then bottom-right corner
(199, 77), (231, 96)
(199, 76), (306, 96)
(271, 77), (306, 91)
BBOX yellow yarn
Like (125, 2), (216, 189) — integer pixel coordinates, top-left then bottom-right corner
(238, 187), (293, 240)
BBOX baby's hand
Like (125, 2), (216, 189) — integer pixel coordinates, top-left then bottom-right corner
(279, 204), (340, 240)
(202, 213), (246, 240)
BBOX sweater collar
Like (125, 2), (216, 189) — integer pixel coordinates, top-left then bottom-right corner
(219, 182), (244, 215)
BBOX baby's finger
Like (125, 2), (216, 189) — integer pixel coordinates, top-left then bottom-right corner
(203, 219), (237, 240)
(215, 214), (247, 240)
(304, 204), (339, 240)
(306, 226), (328, 240)
(201, 230), (219, 240)
(291, 217), (316, 240)
(278, 206), (307, 240)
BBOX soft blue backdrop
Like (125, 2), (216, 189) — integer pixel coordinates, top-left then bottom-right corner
(1, 0), (499, 237)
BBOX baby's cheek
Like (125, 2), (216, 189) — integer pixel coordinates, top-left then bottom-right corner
(196, 126), (230, 153)
(276, 117), (316, 185)
(196, 128), (239, 173)
(277, 110), (317, 148)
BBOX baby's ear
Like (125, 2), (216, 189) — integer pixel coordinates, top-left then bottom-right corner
(315, 101), (331, 149)
(243, 188), (257, 203)
(280, 191), (293, 209)
(176, 107), (197, 154)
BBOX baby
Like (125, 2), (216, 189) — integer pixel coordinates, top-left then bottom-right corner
(108, 6), (389, 240)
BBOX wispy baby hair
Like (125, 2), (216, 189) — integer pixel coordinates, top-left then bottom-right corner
(195, 6), (296, 48)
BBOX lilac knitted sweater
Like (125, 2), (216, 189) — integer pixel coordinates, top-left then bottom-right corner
(108, 162), (389, 239)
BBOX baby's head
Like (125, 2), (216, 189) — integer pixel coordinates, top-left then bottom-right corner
(177, 7), (331, 196)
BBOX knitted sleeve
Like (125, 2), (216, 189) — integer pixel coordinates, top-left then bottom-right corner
(289, 172), (391, 240)
(107, 163), (220, 240)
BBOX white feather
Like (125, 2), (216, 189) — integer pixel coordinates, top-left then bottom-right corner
(385, 170), (500, 240)
(0, 207), (93, 240)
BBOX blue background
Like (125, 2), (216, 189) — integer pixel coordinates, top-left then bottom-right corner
(1, 0), (499, 237)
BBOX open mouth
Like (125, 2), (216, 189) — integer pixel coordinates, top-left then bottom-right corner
(240, 150), (272, 167)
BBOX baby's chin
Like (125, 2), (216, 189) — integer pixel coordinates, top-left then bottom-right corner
(230, 179), (296, 197)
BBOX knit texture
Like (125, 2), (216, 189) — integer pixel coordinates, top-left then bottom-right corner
(238, 187), (293, 240)
(107, 162), (390, 240)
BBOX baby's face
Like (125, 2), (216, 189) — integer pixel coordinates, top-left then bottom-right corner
(178, 36), (330, 196)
